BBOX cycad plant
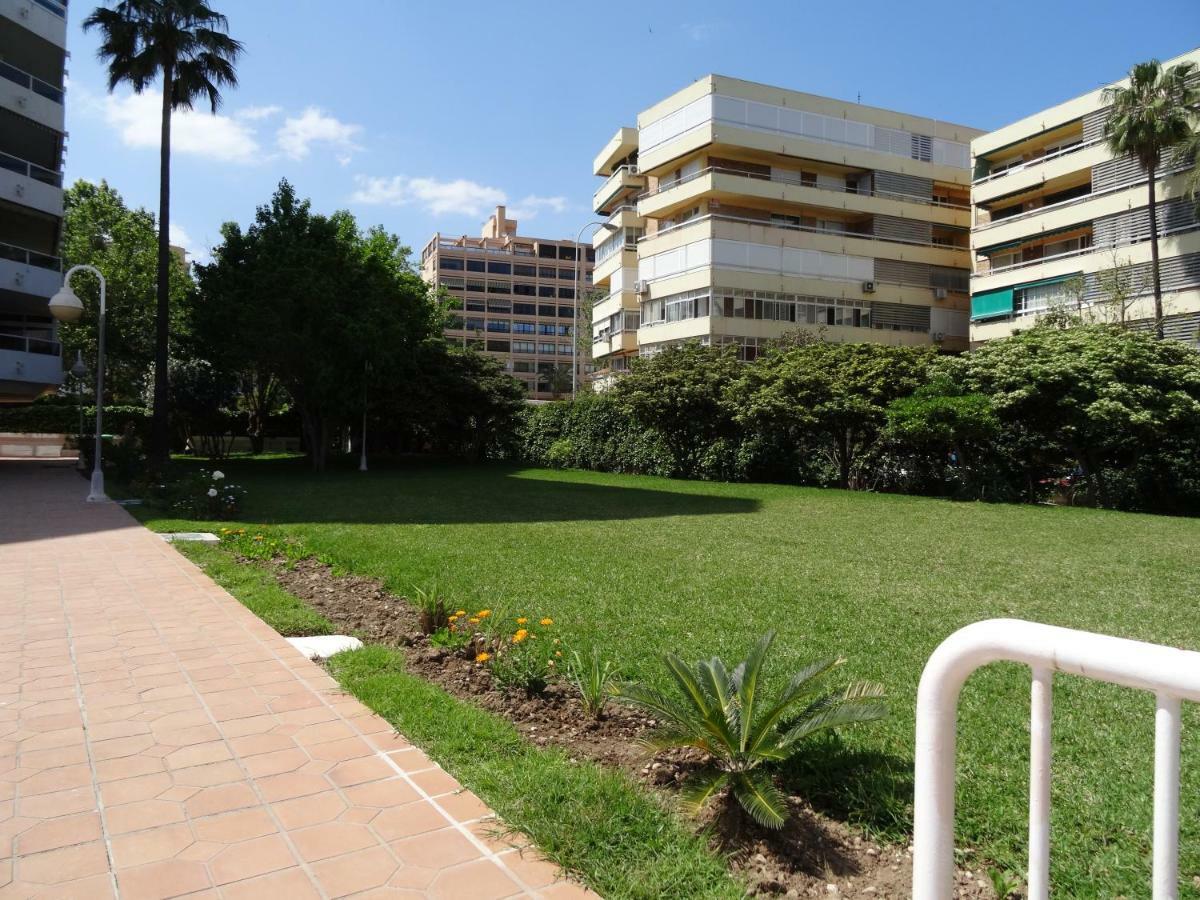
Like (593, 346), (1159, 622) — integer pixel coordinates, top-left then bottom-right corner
(1102, 59), (1197, 339)
(620, 631), (887, 829)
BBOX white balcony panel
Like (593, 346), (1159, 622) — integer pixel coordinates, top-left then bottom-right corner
(0, 255), (60, 298)
(0, 0), (67, 48)
(640, 237), (874, 285)
(931, 307), (969, 338)
(0, 75), (63, 132)
(0, 165), (62, 217)
(0, 346), (61, 393)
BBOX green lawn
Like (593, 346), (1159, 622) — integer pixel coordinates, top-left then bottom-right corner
(140, 457), (1200, 898)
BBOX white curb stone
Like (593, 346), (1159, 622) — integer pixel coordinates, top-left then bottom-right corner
(286, 635), (364, 659)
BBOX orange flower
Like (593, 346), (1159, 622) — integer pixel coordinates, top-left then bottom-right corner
(468, 617), (480, 625)
(539, 618), (553, 626)
(477, 610), (491, 619)
(516, 617), (528, 625)
(475, 652), (491, 663)
(512, 629), (529, 644)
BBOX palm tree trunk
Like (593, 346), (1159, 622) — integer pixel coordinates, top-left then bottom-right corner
(149, 68), (174, 468)
(1146, 164), (1164, 339)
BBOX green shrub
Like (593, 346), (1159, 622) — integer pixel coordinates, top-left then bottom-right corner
(567, 646), (621, 720)
(0, 401), (150, 437)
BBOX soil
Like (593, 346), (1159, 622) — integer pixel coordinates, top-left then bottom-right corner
(268, 555), (998, 899)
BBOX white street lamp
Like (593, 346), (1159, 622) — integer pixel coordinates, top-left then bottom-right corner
(49, 265), (108, 502)
(572, 221), (612, 400)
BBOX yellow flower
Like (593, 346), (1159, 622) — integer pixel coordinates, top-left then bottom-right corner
(448, 614), (458, 622)
(475, 652), (491, 663)
(477, 610), (491, 619)
(468, 617), (480, 625)
(253, 535), (264, 541)
(540, 618), (553, 626)
(455, 610), (467, 617)
(555, 650), (562, 657)
(516, 617), (528, 625)
(548, 660), (556, 667)
(512, 629), (529, 644)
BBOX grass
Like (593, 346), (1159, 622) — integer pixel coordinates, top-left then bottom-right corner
(177, 541), (739, 899)
(139, 456), (1200, 899)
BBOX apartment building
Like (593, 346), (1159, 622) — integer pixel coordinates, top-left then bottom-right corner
(589, 75), (983, 375)
(0, 0), (68, 403)
(970, 48), (1200, 344)
(420, 206), (594, 400)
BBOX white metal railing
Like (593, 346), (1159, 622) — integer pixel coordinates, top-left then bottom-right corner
(594, 165), (642, 209)
(974, 221), (1200, 279)
(642, 165), (971, 211)
(913, 618), (1200, 900)
(0, 60), (64, 104)
(0, 240), (62, 271)
(973, 138), (1098, 185)
(0, 151), (63, 187)
(0, 332), (61, 356)
(644, 212), (970, 252)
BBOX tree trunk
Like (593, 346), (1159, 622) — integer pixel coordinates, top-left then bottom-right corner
(1146, 165), (1164, 339)
(837, 430), (852, 489)
(149, 69), (174, 469)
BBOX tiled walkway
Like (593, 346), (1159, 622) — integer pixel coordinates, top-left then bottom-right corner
(0, 460), (596, 899)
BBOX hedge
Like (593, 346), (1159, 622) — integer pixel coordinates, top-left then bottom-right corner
(0, 403), (151, 437)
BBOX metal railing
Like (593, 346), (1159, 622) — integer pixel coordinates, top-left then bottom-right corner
(913, 619), (1200, 900)
(643, 212), (971, 252)
(594, 165), (642, 209)
(0, 332), (61, 356)
(0, 150), (63, 187)
(0, 240), (62, 271)
(0, 60), (64, 104)
(30, 0), (68, 17)
(973, 138), (1099, 186)
(640, 165), (971, 211)
(974, 220), (1200, 278)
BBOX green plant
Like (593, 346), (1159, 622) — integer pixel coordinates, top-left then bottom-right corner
(218, 527), (307, 565)
(620, 631), (887, 828)
(987, 867), (1023, 899)
(166, 468), (246, 520)
(567, 646), (620, 720)
(489, 615), (560, 696)
(412, 582), (450, 635)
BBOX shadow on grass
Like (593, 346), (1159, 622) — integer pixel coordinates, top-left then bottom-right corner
(176, 455), (762, 527)
(777, 733), (914, 840)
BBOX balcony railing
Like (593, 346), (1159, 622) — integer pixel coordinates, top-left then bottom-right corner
(0, 61), (64, 104)
(644, 212), (970, 252)
(973, 138), (1098, 186)
(31, 0), (68, 17)
(0, 241), (62, 271)
(641, 165), (971, 211)
(0, 332), (61, 357)
(594, 165), (642, 210)
(0, 150), (62, 187)
(974, 220), (1200, 278)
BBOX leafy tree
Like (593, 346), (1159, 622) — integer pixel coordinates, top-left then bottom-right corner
(84, 0), (243, 466)
(949, 322), (1200, 508)
(162, 356), (237, 457)
(615, 342), (742, 477)
(59, 180), (193, 401)
(411, 347), (526, 459)
(194, 181), (443, 471)
(1103, 59), (1198, 339)
(735, 342), (935, 489)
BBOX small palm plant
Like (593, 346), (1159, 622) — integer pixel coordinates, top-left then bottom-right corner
(411, 582), (449, 635)
(567, 646), (621, 720)
(620, 631), (887, 828)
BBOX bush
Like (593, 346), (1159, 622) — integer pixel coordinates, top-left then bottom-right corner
(0, 401), (150, 437)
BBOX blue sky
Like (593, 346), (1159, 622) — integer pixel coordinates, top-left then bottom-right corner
(63, 0), (1198, 265)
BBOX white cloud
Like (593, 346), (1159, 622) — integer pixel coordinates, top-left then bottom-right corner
(99, 90), (261, 164)
(168, 223), (211, 266)
(237, 105), (282, 121)
(508, 194), (569, 221)
(351, 175), (506, 217)
(276, 107), (362, 161)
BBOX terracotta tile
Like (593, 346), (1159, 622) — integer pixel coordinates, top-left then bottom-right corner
(16, 812), (102, 854)
(218, 866), (322, 900)
(227, 733), (295, 757)
(116, 859), (211, 900)
(183, 783), (259, 819)
(373, 802), (451, 842)
(106, 799), (186, 835)
(16, 787), (95, 819)
(387, 865), (439, 890)
(208, 834), (296, 885)
(305, 737), (375, 762)
(242, 748), (309, 778)
(192, 807), (276, 843)
(310, 845), (400, 898)
(94, 755), (164, 783)
(437, 790), (492, 823)
(342, 779), (420, 809)
(110, 822), (194, 868)
(410, 768), (461, 797)
(271, 792), (347, 830)
(17, 764), (92, 796)
(497, 849), (567, 889)
(253, 773), (330, 803)
(537, 879), (600, 899)
(429, 858), (521, 900)
(16, 840), (110, 884)
(170, 760), (243, 788)
(99, 772), (173, 807)
(327, 757), (397, 788)
(390, 827), (481, 869)
(163, 741), (232, 771)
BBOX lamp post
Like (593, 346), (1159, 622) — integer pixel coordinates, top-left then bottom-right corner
(48, 265), (108, 502)
(70, 351), (88, 471)
(572, 220), (611, 400)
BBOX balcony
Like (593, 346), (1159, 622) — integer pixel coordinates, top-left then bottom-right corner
(0, 0), (68, 48)
(0, 149), (62, 216)
(0, 330), (62, 401)
(0, 240), (62, 298)
(0, 59), (64, 131)
(593, 165), (645, 216)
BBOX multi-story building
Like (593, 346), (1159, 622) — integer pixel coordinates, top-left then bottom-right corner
(0, 0), (68, 403)
(420, 206), (594, 400)
(969, 48), (1200, 345)
(590, 75), (982, 373)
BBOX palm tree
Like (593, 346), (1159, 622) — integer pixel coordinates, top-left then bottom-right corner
(84, 1), (242, 467)
(1102, 60), (1197, 339)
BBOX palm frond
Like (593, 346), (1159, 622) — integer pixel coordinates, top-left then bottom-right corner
(746, 655), (843, 754)
(778, 682), (888, 748)
(732, 771), (788, 829)
(734, 630), (774, 750)
(678, 767), (729, 816)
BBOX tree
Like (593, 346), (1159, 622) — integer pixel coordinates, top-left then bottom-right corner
(59, 180), (193, 401)
(84, 0), (243, 467)
(194, 181), (443, 471)
(734, 342), (935, 489)
(1102, 59), (1197, 339)
(615, 342), (742, 477)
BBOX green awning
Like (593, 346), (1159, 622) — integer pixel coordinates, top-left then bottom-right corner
(971, 287), (1014, 321)
(979, 240), (1021, 254)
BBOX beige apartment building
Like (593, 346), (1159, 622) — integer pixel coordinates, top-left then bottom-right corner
(970, 47), (1200, 344)
(589, 75), (983, 377)
(420, 207), (594, 400)
(0, 0), (68, 403)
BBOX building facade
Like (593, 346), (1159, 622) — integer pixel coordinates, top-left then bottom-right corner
(420, 207), (594, 400)
(969, 48), (1200, 345)
(589, 75), (982, 376)
(0, 0), (68, 404)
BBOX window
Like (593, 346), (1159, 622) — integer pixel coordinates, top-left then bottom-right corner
(558, 287), (575, 300)
(513, 340), (535, 353)
(558, 344), (573, 354)
(558, 324), (573, 336)
(538, 323), (556, 335)
(513, 302), (536, 315)
(513, 360), (534, 372)
(800, 171), (817, 187)
(539, 267), (558, 278)
(513, 282), (536, 296)
(467, 259), (485, 272)
(558, 268), (576, 279)
(514, 263), (537, 277)
(486, 339), (510, 352)
(586, 248), (595, 262)
(538, 285), (556, 298)
(487, 299), (511, 313)
(558, 246), (578, 261)
(466, 279), (485, 293)
(487, 261), (511, 274)
(1014, 280), (1073, 315)
(489, 281), (511, 295)
(538, 304), (558, 317)
(538, 342), (557, 355)
(486, 320), (511, 333)
(446, 316), (464, 329)
(465, 300), (485, 312)
(538, 244), (557, 258)
(513, 321), (536, 334)
(439, 256), (464, 270)
(465, 317), (484, 332)
(557, 306), (574, 318)
(439, 276), (464, 289)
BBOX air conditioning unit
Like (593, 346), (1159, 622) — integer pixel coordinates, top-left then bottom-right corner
(932, 331), (946, 342)
(934, 287), (948, 300)
(861, 280), (876, 293)
(634, 280), (648, 295)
